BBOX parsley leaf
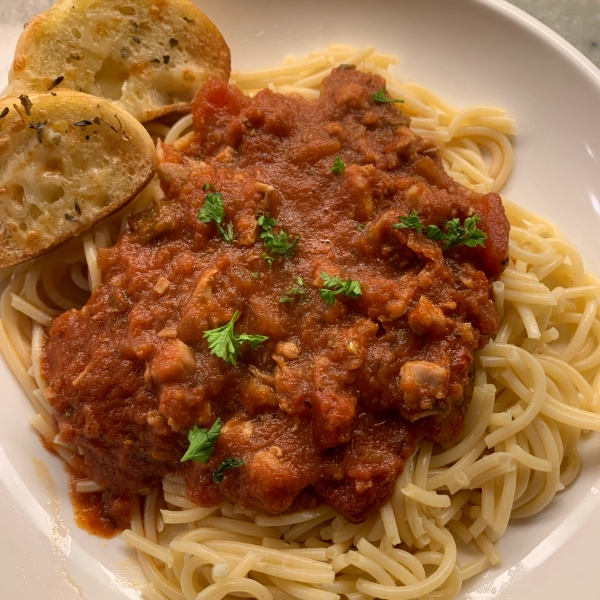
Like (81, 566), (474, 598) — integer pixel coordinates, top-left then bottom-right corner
(370, 86), (404, 104)
(198, 186), (234, 242)
(319, 289), (337, 305)
(280, 276), (310, 304)
(198, 191), (224, 224)
(392, 211), (487, 250)
(222, 221), (234, 242)
(319, 272), (363, 306)
(393, 210), (424, 233)
(258, 215), (299, 262)
(19, 94), (33, 116)
(426, 215), (487, 250)
(262, 252), (274, 267)
(213, 457), (244, 483)
(180, 419), (222, 463)
(331, 156), (346, 175)
(203, 311), (268, 366)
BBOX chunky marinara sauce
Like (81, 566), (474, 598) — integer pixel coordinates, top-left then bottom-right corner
(43, 68), (509, 529)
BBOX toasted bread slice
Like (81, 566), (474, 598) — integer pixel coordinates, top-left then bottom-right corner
(0, 91), (157, 268)
(8, 0), (230, 123)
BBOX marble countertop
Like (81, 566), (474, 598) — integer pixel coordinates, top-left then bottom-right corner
(508, 0), (600, 67)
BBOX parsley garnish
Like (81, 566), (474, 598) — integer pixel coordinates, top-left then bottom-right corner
(203, 311), (268, 366)
(358, 224), (365, 231)
(48, 76), (64, 90)
(258, 215), (299, 263)
(181, 419), (222, 463)
(280, 276), (310, 304)
(392, 211), (487, 250)
(370, 86), (404, 104)
(198, 186), (234, 243)
(19, 94), (33, 116)
(28, 121), (46, 143)
(319, 272), (362, 306)
(213, 458), (244, 483)
(331, 156), (346, 175)
(393, 210), (424, 233)
(426, 215), (487, 250)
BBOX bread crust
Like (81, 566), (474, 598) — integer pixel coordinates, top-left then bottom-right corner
(8, 0), (231, 123)
(0, 91), (157, 268)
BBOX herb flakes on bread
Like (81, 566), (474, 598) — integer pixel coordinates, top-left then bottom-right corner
(8, 0), (231, 123)
(0, 91), (157, 268)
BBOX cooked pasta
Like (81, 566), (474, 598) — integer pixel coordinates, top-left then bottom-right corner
(1, 45), (598, 600)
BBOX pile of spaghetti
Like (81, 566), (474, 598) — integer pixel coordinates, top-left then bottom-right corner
(2, 45), (600, 600)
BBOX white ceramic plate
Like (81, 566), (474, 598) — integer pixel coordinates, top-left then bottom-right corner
(2, 0), (600, 598)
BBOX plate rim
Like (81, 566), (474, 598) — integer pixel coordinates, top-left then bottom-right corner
(1, 1), (600, 599)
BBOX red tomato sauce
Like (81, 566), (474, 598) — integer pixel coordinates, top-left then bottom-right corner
(43, 68), (509, 526)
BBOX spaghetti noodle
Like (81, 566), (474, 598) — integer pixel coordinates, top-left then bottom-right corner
(1, 45), (599, 600)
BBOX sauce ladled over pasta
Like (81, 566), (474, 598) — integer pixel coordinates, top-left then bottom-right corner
(42, 68), (509, 526)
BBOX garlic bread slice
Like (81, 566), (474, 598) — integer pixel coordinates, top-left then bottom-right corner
(8, 0), (230, 123)
(0, 91), (156, 268)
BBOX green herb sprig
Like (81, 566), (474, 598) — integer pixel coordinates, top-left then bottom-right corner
(319, 272), (362, 306)
(280, 276), (310, 304)
(198, 185), (234, 243)
(370, 86), (404, 104)
(427, 216), (487, 250)
(258, 215), (299, 264)
(181, 419), (222, 463)
(213, 458), (244, 483)
(204, 311), (268, 366)
(331, 156), (346, 175)
(393, 211), (487, 250)
(261, 253), (274, 267)
(393, 210), (424, 233)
